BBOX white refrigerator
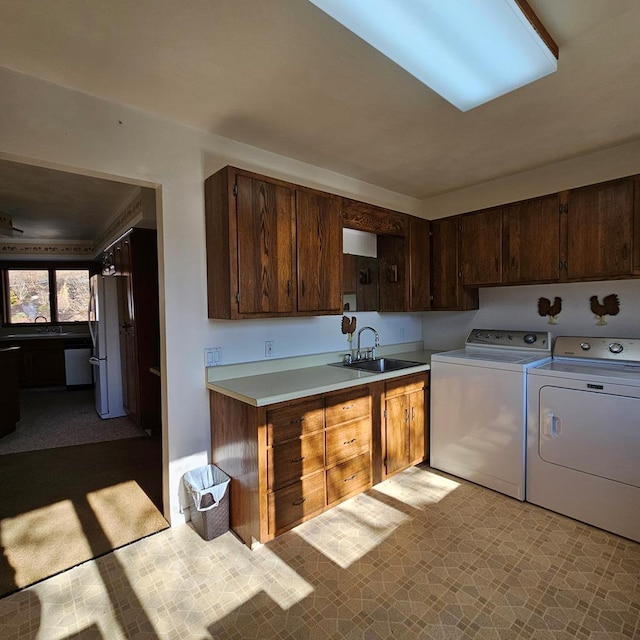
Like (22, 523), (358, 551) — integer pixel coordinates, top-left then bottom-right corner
(88, 274), (126, 419)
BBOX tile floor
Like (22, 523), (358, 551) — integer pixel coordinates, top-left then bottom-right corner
(0, 465), (638, 639)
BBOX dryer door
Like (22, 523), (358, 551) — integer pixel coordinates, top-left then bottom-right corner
(538, 385), (640, 487)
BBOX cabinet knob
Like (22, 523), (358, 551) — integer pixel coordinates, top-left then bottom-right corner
(290, 456), (306, 464)
(343, 438), (356, 445)
(291, 497), (306, 506)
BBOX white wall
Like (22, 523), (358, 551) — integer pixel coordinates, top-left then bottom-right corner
(0, 66), (423, 525)
(423, 279), (640, 351)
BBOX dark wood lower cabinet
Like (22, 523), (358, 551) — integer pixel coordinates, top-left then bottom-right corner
(0, 346), (21, 438)
(209, 371), (428, 547)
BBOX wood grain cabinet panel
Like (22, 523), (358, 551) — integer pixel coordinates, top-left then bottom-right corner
(268, 471), (326, 536)
(267, 431), (325, 491)
(460, 207), (503, 286)
(326, 453), (371, 504)
(266, 398), (324, 446)
(325, 419), (371, 467)
(383, 373), (428, 480)
(430, 217), (479, 311)
(205, 166), (343, 318)
(295, 189), (343, 314)
(565, 177), (638, 280)
(503, 193), (560, 284)
(409, 216), (431, 311)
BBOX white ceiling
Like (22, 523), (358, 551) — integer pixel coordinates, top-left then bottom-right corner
(1, 0), (639, 240)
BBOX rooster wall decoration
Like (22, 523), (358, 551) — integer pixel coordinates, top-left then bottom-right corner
(590, 294), (620, 326)
(537, 296), (562, 324)
(341, 315), (357, 342)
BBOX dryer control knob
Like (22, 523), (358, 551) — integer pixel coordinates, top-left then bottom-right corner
(580, 342), (591, 351)
(523, 333), (537, 344)
(609, 342), (624, 354)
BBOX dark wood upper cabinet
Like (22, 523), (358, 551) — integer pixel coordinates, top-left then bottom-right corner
(342, 198), (407, 235)
(503, 193), (560, 284)
(460, 207), (503, 286)
(205, 167), (296, 319)
(207, 167), (345, 319)
(431, 217), (478, 311)
(237, 175), (295, 315)
(565, 177), (639, 281)
(295, 189), (343, 314)
(408, 217), (431, 311)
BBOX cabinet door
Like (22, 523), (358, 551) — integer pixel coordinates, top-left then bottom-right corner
(295, 190), (342, 313)
(384, 393), (409, 476)
(431, 217), (478, 311)
(408, 390), (426, 464)
(409, 217), (430, 311)
(503, 194), (560, 284)
(460, 207), (503, 286)
(566, 178), (635, 280)
(236, 174), (295, 314)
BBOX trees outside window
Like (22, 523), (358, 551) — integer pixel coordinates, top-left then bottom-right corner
(5, 268), (90, 325)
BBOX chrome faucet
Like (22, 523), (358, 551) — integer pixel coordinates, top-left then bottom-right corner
(356, 326), (380, 360)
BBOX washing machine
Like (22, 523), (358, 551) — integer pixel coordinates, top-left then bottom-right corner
(430, 328), (552, 500)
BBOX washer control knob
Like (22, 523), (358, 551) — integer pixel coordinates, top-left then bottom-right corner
(579, 342), (591, 351)
(523, 333), (537, 344)
(609, 342), (624, 354)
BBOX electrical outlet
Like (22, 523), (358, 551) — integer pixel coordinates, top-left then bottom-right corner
(265, 340), (274, 358)
(400, 327), (406, 340)
(204, 347), (222, 366)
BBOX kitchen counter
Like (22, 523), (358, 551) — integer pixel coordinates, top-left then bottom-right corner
(206, 346), (439, 407)
(0, 332), (91, 341)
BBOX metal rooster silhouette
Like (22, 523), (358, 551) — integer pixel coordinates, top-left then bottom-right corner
(590, 294), (620, 326)
(341, 315), (357, 342)
(537, 296), (562, 324)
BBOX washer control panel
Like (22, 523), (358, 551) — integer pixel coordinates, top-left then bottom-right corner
(465, 329), (551, 352)
(554, 336), (640, 363)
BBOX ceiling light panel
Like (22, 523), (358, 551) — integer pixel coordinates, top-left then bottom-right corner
(308, 0), (558, 111)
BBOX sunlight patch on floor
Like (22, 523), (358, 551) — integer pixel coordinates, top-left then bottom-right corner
(294, 491), (411, 568)
(373, 465), (460, 509)
(1, 500), (92, 589)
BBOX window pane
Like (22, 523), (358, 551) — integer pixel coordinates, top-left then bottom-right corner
(56, 269), (90, 322)
(7, 270), (51, 324)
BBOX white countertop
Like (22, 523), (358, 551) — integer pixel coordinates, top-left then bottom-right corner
(206, 348), (439, 407)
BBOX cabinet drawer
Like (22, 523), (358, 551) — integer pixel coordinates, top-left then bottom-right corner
(325, 389), (369, 428)
(267, 398), (324, 445)
(325, 418), (371, 467)
(326, 453), (371, 504)
(385, 374), (426, 398)
(267, 431), (325, 491)
(268, 471), (326, 535)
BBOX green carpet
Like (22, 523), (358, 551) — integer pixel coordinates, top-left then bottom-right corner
(0, 436), (168, 598)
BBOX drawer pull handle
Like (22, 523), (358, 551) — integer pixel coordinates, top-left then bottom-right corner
(292, 497), (306, 506)
(343, 438), (356, 445)
(290, 456), (306, 464)
(342, 404), (355, 410)
(344, 474), (357, 482)
(289, 418), (305, 424)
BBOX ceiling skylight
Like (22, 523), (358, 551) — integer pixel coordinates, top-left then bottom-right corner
(308, 0), (558, 111)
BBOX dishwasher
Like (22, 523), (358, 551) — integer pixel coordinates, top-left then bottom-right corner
(64, 337), (93, 389)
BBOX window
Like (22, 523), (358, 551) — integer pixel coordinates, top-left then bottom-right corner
(4, 267), (91, 325)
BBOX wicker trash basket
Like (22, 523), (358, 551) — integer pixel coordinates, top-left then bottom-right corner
(183, 465), (230, 541)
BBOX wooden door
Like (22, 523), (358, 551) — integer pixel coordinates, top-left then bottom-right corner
(460, 207), (503, 286)
(566, 178), (635, 280)
(236, 175), (295, 315)
(503, 194), (560, 284)
(295, 190), (342, 313)
(385, 393), (409, 476)
(409, 217), (430, 311)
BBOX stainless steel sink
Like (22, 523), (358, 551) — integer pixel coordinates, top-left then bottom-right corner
(331, 357), (424, 373)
